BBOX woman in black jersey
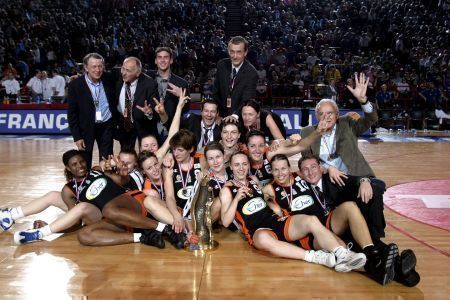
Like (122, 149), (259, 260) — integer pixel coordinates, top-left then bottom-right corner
(163, 129), (202, 233)
(219, 152), (367, 272)
(203, 141), (234, 222)
(9, 150), (111, 244)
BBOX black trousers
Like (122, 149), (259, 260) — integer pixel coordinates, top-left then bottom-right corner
(84, 119), (114, 169)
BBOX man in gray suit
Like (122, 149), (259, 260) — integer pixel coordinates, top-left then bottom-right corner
(300, 73), (386, 244)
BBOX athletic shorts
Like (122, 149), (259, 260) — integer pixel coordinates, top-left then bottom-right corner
(296, 212), (333, 250)
(248, 216), (293, 245)
(124, 190), (148, 233)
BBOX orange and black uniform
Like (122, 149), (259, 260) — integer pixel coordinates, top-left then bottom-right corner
(172, 156), (202, 210)
(249, 152), (273, 187)
(143, 178), (164, 199)
(66, 170), (147, 217)
(227, 178), (294, 245)
(208, 167), (233, 198)
(269, 173), (332, 226)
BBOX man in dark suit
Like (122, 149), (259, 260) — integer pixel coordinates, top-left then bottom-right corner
(180, 99), (221, 151)
(114, 57), (159, 150)
(213, 36), (258, 118)
(298, 154), (420, 287)
(147, 47), (189, 136)
(67, 53), (117, 169)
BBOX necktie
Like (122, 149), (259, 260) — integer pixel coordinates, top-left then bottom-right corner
(124, 82), (133, 131)
(202, 127), (211, 147)
(231, 68), (237, 89)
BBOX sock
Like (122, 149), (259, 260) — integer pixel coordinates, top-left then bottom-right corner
(133, 233), (142, 243)
(304, 250), (314, 262)
(10, 207), (24, 221)
(39, 225), (52, 237)
(155, 222), (166, 232)
(363, 244), (375, 257)
(333, 246), (345, 258)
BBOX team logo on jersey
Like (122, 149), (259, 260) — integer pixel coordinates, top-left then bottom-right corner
(242, 197), (266, 215)
(177, 186), (194, 200)
(290, 195), (314, 211)
(176, 175), (181, 182)
(85, 178), (107, 200)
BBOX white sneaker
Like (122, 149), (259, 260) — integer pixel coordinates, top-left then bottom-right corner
(335, 244), (367, 272)
(0, 208), (14, 231)
(307, 250), (336, 268)
(14, 229), (43, 245)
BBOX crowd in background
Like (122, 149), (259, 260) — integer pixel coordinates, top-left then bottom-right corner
(0, 0), (449, 111)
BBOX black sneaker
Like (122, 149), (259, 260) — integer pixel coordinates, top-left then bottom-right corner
(163, 226), (186, 249)
(394, 249), (420, 287)
(366, 243), (399, 285)
(140, 229), (165, 249)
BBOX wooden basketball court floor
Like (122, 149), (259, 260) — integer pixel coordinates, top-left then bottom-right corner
(0, 135), (449, 299)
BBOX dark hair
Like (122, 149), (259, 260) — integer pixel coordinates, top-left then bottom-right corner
(270, 153), (290, 167)
(245, 129), (265, 145)
(137, 150), (157, 170)
(169, 129), (196, 153)
(201, 99), (218, 111)
(221, 119), (242, 133)
(228, 36), (249, 52)
(155, 47), (173, 58)
(229, 151), (249, 164)
(119, 148), (138, 161)
(297, 154), (321, 171)
(62, 149), (85, 181)
(83, 53), (104, 66)
(139, 134), (160, 150)
(204, 141), (224, 156)
(241, 99), (261, 114)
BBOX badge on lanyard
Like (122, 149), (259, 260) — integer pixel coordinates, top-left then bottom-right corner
(96, 111), (102, 121)
(226, 97), (232, 108)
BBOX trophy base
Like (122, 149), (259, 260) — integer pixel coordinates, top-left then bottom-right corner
(185, 240), (219, 253)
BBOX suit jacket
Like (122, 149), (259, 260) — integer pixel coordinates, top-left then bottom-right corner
(147, 70), (189, 129)
(213, 58), (258, 117)
(180, 113), (221, 149)
(115, 74), (159, 138)
(300, 105), (378, 177)
(67, 73), (117, 147)
(319, 173), (361, 209)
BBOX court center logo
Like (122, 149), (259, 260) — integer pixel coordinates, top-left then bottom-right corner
(242, 197), (266, 215)
(85, 178), (107, 200)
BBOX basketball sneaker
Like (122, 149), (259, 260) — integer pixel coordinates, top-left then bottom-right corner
(14, 229), (43, 245)
(366, 243), (399, 285)
(334, 244), (367, 272)
(0, 208), (14, 231)
(394, 249), (420, 287)
(163, 226), (187, 249)
(306, 250), (336, 268)
(140, 229), (165, 249)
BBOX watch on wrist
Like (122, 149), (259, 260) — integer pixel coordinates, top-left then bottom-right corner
(359, 177), (371, 184)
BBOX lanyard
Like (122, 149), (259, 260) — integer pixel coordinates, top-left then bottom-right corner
(150, 178), (164, 199)
(312, 185), (329, 215)
(281, 176), (293, 208)
(86, 77), (101, 108)
(178, 158), (193, 191)
(209, 168), (227, 190)
(73, 177), (86, 201)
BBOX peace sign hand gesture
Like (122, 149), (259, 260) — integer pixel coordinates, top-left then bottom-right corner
(136, 100), (153, 116)
(153, 97), (165, 115)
